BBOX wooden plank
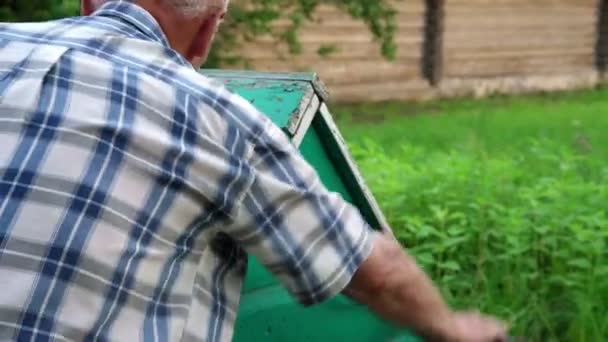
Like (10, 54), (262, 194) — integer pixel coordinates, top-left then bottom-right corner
(272, 14), (424, 29)
(446, 0), (594, 4)
(312, 2), (425, 15)
(445, 48), (594, 61)
(446, 55), (594, 77)
(316, 64), (422, 85)
(232, 0), (426, 13)
(443, 36), (597, 51)
(445, 5), (595, 12)
(445, 0), (595, 8)
(248, 60), (422, 84)
(272, 26), (423, 40)
(271, 17), (423, 30)
(446, 18), (596, 31)
(444, 27), (596, 39)
(329, 80), (432, 103)
(444, 32), (596, 50)
(239, 41), (423, 60)
(253, 32), (423, 44)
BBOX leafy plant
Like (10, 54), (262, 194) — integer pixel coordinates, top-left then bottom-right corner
(208, 0), (397, 67)
(317, 44), (339, 57)
(340, 87), (608, 341)
(0, 0), (79, 22)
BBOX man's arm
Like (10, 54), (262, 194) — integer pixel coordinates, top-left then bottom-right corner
(344, 232), (507, 342)
(216, 92), (506, 340)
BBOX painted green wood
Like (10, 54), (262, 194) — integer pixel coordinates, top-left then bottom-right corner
(203, 69), (319, 83)
(314, 107), (385, 231)
(222, 78), (311, 129)
(298, 122), (355, 204)
(201, 69), (419, 342)
(232, 126), (418, 342)
(203, 69), (329, 102)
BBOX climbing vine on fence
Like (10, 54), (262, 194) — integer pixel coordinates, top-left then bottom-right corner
(209, 0), (397, 67)
(0, 0), (397, 67)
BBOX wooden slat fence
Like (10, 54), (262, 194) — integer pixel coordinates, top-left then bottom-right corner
(225, 0), (608, 102)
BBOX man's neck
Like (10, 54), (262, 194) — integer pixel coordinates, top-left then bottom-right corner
(132, 0), (201, 58)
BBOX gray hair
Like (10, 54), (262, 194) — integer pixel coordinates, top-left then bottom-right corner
(91, 0), (228, 17)
(165, 0), (228, 17)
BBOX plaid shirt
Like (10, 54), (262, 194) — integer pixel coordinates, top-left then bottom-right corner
(0, 2), (374, 341)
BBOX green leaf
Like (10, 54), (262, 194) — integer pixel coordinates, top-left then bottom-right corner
(415, 252), (435, 265)
(440, 261), (461, 272)
(567, 258), (592, 270)
(317, 44), (338, 57)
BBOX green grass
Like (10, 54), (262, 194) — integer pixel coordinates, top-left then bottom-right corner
(334, 87), (608, 341)
(336, 88), (608, 159)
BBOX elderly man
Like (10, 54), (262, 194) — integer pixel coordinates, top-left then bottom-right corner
(0, 0), (506, 341)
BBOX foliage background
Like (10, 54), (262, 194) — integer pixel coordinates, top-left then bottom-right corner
(0, 0), (396, 67)
(336, 88), (608, 341)
(0, 0), (79, 22)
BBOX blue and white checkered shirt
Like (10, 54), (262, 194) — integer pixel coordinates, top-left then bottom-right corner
(0, 1), (374, 341)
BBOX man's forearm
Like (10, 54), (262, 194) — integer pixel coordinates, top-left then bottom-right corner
(344, 233), (454, 340)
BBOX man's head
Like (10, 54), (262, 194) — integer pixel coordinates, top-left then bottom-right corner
(82, 0), (229, 68)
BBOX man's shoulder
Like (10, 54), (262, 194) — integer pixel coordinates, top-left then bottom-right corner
(0, 17), (268, 142)
(0, 18), (218, 101)
(0, 19), (64, 37)
(168, 67), (271, 141)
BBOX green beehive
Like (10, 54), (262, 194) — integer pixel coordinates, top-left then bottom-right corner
(202, 70), (419, 342)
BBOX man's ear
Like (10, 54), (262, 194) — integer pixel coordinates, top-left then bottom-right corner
(81, 0), (96, 15)
(186, 12), (222, 67)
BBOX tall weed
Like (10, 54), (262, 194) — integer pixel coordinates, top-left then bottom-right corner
(350, 137), (608, 341)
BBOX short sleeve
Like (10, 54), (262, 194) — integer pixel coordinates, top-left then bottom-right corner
(221, 116), (375, 306)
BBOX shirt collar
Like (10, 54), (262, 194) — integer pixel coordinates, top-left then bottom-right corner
(93, 1), (190, 67)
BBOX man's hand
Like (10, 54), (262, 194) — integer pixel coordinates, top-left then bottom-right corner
(441, 312), (507, 342)
(343, 231), (507, 342)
